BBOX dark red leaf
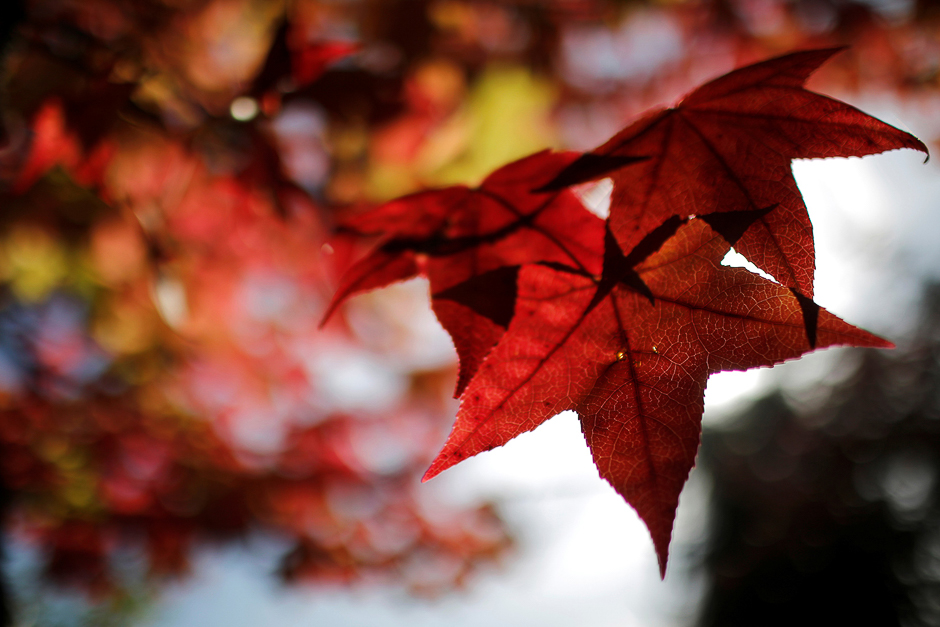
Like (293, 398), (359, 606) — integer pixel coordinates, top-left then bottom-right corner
(322, 150), (604, 395)
(545, 48), (927, 297)
(423, 218), (890, 576)
(323, 49), (914, 578)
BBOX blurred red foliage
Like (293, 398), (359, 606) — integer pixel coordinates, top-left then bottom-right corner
(1, 0), (939, 614)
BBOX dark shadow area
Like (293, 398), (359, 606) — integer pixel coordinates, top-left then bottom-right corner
(696, 284), (940, 626)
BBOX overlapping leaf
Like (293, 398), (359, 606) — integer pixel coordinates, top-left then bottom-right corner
(322, 150), (637, 394)
(326, 48), (918, 576)
(544, 48), (927, 297)
(422, 215), (890, 575)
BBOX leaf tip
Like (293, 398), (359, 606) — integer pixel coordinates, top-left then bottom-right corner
(909, 136), (929, 161)
(800, 45), (849, 73)
(422, 450), (459, 483)
(865, 334), (895, 350)
(637, 502), (676, 581)
(653, 530), (671, 580)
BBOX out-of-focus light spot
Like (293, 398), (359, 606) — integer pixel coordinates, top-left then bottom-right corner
(561, 11), (683, 90)
(2, 225), (69, 302)
(349, 419), (421, 475)
(304, 346), (406, 412)
(90, 219), (147, 286)
(153, 275), (188, 328)
(270, 103), (329, 191)
(365, 514), (421, 555)
(62, 473), (98, 511)
(358, 42), (402, 74)
(93, 298), (156, 355)
(35, 296), (110, 387)
(325, 481), (382, 522)
(240, 271), (296, 324)
(736, 0), (788, 36)
(227, 403), (290, 459)
(882, 453), (935, 520)
(230, 96), (259, 122)
(867, 0), (915, 22)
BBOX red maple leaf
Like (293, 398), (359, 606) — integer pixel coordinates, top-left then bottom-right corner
(543, 48), (927, 297)
(322, 150), (639, 394)
(422, 215), (890, 576)
(325, 48), (920, 577)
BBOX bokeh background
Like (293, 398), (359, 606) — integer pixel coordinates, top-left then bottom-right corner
(0, 0), (939, 625)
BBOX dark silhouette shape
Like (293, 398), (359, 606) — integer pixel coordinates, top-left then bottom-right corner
(696, 284), (940, 626)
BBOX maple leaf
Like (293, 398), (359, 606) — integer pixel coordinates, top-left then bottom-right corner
(321, 150), (640, 394)
(542, 48), (927, 297)
(323, 48), (920, 578)
(422, 215), (890, 577)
